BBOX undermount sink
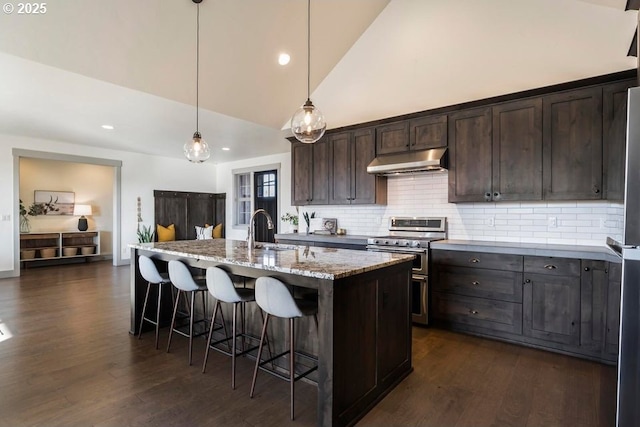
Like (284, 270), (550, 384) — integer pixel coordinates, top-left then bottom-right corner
(253, 243), (297, 251)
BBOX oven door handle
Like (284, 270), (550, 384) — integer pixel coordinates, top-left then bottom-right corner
(366, 246), (426, 254)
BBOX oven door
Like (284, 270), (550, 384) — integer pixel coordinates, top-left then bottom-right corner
(366, 246), (427, 275)
(411, 274), (428, 325)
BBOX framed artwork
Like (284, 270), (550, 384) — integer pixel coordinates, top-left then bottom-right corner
(322, 218), (338, 234)
(33, 190), (75, 215)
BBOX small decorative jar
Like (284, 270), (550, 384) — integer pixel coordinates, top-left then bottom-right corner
(19, 215), (30, 233)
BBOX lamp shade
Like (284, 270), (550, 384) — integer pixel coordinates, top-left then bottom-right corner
(73, 204), (92, 216)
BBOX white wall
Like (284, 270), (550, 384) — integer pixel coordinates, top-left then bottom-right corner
(215, 152), (291, 241)
(20, 158), (114, 255)
(0, 133), (217, 275)
(294, 173), (624, 247)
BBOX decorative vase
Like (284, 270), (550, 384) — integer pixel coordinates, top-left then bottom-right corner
(19, 215), (30, 233)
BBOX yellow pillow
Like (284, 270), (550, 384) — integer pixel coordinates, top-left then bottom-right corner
(212, 223), (223, 238)
(157, 224), (175, 242)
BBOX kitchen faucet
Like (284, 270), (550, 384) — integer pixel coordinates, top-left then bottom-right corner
(247, 209), (274, 249)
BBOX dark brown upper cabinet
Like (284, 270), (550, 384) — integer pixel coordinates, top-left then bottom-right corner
(603, 79), (635, 201)
(543, 87), (603, 200)
(409, 114), (448, 151)
(492, 98), (543, 201)
(330, 128), (386, 205)
(291, 138), (329, 205)
(376, 121), (410, 155)
(448, 107), (493, 202)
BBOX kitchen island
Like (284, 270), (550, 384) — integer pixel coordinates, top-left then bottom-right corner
(129, 239), (414, 427)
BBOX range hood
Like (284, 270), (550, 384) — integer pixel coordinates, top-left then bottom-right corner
(366, 147), (448, 175)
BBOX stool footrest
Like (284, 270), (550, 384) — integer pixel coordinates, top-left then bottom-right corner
(256, 350), (318, 384)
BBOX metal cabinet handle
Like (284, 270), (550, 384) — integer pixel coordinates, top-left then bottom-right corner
(469, 309), (479, 315)
(472, 281), (480, 286)
(525, 279), (531, 283)
(544, 264), (557, 270)
(484, 192), (491, 201)
(493, 192), (500, 198)
(469, 258), (480, 263)
(593, 186), (600, 194)
(584, 267), (589, 272)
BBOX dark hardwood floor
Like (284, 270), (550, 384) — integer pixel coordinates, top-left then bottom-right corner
(0, 261), (616, 426)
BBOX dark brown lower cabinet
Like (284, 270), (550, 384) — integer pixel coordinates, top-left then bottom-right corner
(432, 249), (621, 364)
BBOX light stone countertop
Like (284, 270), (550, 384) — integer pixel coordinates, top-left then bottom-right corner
(129, 239), (414, 280)
(430, 239), (621, 263)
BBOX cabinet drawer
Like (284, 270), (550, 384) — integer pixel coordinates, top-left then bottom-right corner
(431, 250), (522, 272)
(524, 256), (580, 277)
(433, 265), (523, 302)
(433, 292), (522, 334)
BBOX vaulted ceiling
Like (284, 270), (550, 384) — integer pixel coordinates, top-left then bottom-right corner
(0, 0), (636, 163)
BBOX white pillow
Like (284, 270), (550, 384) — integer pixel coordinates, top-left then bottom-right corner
(195, 225), (213, 240)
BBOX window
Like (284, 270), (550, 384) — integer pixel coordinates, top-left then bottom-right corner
(235, 172), (252, 226)
(256, 171), (276, 199)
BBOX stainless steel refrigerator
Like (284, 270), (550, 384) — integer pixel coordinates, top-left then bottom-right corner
(611, 86), (640, 427)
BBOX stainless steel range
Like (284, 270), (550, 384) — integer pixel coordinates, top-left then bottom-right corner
(366, 217), (446, 325)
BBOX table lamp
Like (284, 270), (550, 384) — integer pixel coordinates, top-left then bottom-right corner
(73, 204), (92, 231)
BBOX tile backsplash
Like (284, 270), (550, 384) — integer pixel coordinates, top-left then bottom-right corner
(299, 172), (624, 247)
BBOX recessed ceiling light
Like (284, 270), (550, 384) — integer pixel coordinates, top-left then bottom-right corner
(278, 53), (290, 66)
(222, 147), (230, 151)
(101, 125), (114, 130)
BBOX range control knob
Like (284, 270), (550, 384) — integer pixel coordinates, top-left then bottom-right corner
(413, 241), (421, 248)
(403, 241), (410, 247)
(394, 240), (400, 245)
(384, 240), (390, 245)
(372, 239), (379, 245)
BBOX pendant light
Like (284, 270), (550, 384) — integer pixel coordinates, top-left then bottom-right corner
(290, 0), (326, 144)
(184, 0), (211, 163)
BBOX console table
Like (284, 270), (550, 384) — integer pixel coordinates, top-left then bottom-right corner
(20, 231), (100, 264)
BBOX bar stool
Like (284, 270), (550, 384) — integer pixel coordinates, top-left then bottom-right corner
(166, 260), (209, 366)
(202, 266), (271, 389)
(137, 255), (172, 349)
(250, 277), (318, 420)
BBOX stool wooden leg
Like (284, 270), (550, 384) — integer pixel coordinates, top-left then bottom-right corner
(137, 282), (151, 339)
(202, 300), (221, 373)
(188, 290), (195, 366)
(250, 313), (270, 398)
(290, 317), (295, 421)
(167, 289), (182, 353)
(232, 302), (238, 389)
(154, 283), (162, 349)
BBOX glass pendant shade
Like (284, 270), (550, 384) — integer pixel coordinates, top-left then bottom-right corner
(291, 99), (326, 144)
(184, 131), (210, 163)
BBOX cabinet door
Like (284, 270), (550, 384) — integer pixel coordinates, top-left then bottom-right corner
(409, 115), (447, 150)
(291, 142), (312, 205)
(605, 262), (622, 357)
(543, 87), (603, 200)
(310, 138), (330, 205)
(523, 273), (580, 345)
(492, 98), (543, 201)
(580, 260), (608, 354)
(351, 128), (383, 204)
(376, 121), (410, 155)
(603, 80), (635, 201)
(329, 132), (352, 204)
(448, 107), (493, 202)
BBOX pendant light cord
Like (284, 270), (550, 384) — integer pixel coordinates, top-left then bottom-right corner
(196, 3), (200, 133)
(307, 0), (310, 101)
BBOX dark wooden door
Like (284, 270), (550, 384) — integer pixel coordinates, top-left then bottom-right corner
(605, 262), (622, 357)
(311, 138), (330, 205)
(580, 260), (608, 354)
(542, 87), (603, 200)
(351, 128), (379, 204)
(329, 132), (352, 204)
(253, 170), (277, 243)
(291, 142), (312, 205)
(523, 273), (580, 345)
(492, 98), (543, 201)
(409, 114), (447, 150)
(376, 121), (410, 155)
(603, 80), (635, 201)
(448, 107), (493, 202)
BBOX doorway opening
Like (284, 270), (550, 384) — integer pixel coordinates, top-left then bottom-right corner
(253, 169), (277, 243)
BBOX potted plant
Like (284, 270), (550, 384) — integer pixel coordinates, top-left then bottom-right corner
(302, 211), (316, 235)
(19, 199), (30, 233)
(137, 225), (155, 243)
(281, 212), (299, 233)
